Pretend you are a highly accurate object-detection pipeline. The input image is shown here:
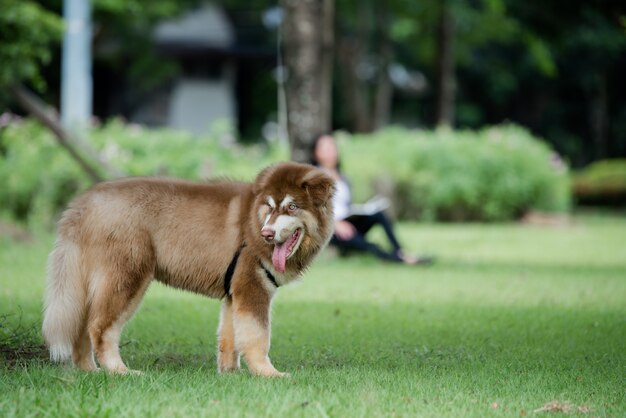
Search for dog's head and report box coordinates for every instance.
[252,162,336,273]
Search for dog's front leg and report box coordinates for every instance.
[217,297,240,373]
[231,278,286,377]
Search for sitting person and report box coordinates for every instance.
[311,134,433,265]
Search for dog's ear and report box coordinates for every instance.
[300,168,336,207]
[253,165,274,196]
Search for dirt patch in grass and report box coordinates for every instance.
[0,342,48,367]
[0,313,47,368]
[534,401,591,414]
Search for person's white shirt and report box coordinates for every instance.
[333,177,351,221]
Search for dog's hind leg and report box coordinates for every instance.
[88,268,152,374]
[72,316,97,371]
[217,297,240,373]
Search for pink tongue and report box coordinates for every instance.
[272,243,289,273]
[271,231,299,273]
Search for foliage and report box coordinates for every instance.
[0,116,84,227]
[0,116,287,227]
[385,0,556,76]
[1,214,626,416]
[335,0,626,165]
[6,0,623,164]
[88,118,286,179]
[573,159,626,205]
[0,0,63,94]
[0,117,569,225]
[339,125,571,221]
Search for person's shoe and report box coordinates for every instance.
[411,255,435,266]
[397,250,435,266]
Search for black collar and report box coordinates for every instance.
[261,265,279,288]
[223,247,242,296]
[223,245,280,297]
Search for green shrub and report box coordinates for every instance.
[339,125,571,221]
[89,119,287,179]
[0,117,569,227]
[0,117,287,227]
[573,159,626,206]
[0,118,86,226]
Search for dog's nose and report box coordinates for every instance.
[261,228,275,241]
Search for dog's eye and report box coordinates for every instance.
[288,203,298,211]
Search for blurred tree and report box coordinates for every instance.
[505,0,626,163]
[333,0,621,166]
[384,0,556,128]
[334,0,537,131]
[5,0,624,165]
[0,0,106,181]
[335,0,393,133]
[12,0,205,113]
[456,0,626,164]
[434,0,455,128]
[0,0,63,98]
[281,0,334,162]
[1,0,125,182]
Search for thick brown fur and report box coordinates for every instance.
[42,162,335,376]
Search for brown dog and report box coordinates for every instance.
[42,162,335,377]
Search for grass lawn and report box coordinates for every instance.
[1,211,625,417]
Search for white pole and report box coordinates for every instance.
[61,0,92,129]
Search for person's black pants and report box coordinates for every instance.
[330,211,403,262]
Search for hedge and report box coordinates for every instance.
[0,117,285,227]
[339,125,570,221]
[0,116,570,226]
[573,159,626,206]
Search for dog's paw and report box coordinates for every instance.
[218,366,241,374]
[107,367,142,376]
[266,371,291,378]
[253,368,291,378]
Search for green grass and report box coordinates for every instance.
[1,212,625,417]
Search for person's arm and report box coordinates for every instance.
[334,219,356,240]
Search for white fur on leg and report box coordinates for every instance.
[234,313,286,377]
[93,278,150,374]
[97,319,127,373]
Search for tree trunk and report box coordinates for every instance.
[336,1,374,133]
[373,42,392,130]
[281,0,334,163]
[435,0,455,128]
[337,36,372,133]
[373,2,393,130]
[336,1,392,133]
[590,73,608,160]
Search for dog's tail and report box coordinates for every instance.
[42,239,86,362]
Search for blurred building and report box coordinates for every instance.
[93,3,274,136]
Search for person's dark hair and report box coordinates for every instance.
[309,133,342,172]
